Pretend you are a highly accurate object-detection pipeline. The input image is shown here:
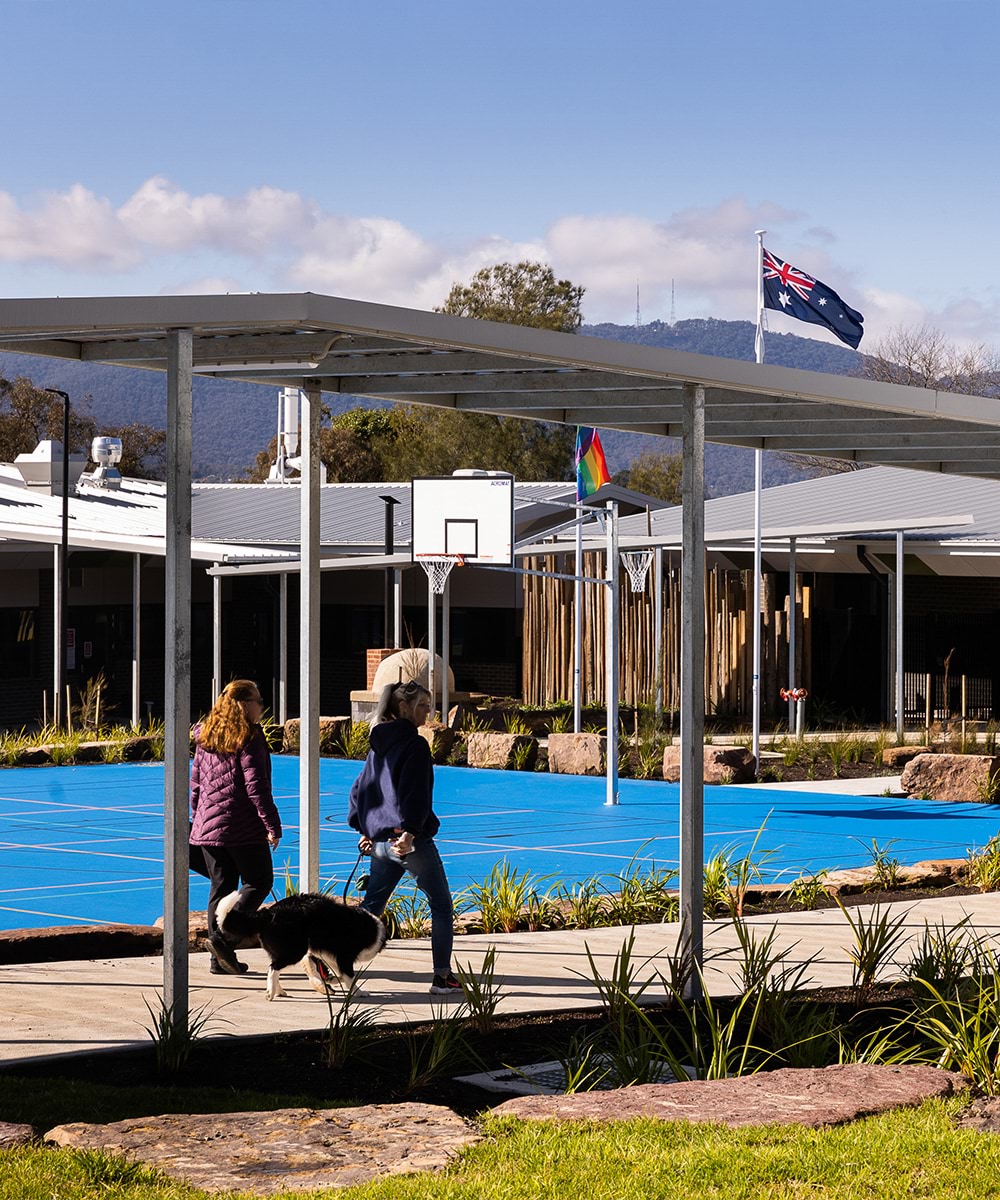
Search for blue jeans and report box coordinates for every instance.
[360,835,453,974]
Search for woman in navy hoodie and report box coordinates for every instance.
[348,679,459,994]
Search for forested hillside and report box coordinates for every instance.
[0,317,861,491]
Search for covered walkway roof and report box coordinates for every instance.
[1,292,1000,475]
[4,289,999,1020]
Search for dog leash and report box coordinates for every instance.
[342,849,368,901]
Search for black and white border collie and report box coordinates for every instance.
[217,892,387,1001]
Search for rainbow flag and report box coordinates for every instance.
[575,426,611,500]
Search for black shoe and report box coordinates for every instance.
[429,972,462,995]
[210,956,248,975]
[209,932,244,975]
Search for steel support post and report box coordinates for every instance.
[680,382,706,999]
[605,500,620,806]
[52,543,63,727]
[163,328,193,1025]
[393,570,402,648]
[299,382,321,893]
[574,514,583,732]
[654,546,664,720]
[427,574,436,710]
[441,574,450,723]
[132,553,141,727]
[278,572,288,725]
[212,572,222,702]
[896,530,905,742]
[788,537,796,734]
[751,448,762,767]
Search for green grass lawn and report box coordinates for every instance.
[4,1099,1000,1200]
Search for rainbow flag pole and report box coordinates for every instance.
[575,426,611,500]
[573,427,612,734]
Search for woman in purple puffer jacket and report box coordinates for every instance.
[190,679,281,975]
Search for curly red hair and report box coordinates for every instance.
[197,679,261,754]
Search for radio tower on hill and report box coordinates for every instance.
[635,281,641,328]
[670,278,676,325]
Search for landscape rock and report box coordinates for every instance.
[662,745,756,784]
[154,911,256,953]
[45,1103,479,1195]
[912,857,969,882]
[547,732,605,776]
[882,745,927,769]
[900,753,1000,802]
[466,732,538,771]
[418,722,457,763]
[282,717,351,756]
[954,1096,1000,1133]
[824,861,957,894]
[493,1064,966,1129]
[0,924,162,965]
[0,1121,37,1148]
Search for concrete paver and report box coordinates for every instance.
[2,892,998,1068]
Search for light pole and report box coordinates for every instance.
[379,495,400,647]
[44,388,71,729]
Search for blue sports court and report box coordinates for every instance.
[1,758,999,931]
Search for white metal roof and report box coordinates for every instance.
[1,292,1000,475]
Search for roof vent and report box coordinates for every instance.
[80,436,123,491]
[13,440,89,495]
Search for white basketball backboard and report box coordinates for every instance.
[411,474,514,566]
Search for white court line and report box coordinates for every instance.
[0,796,162,816]
[0,904,138,925]
[0,842,169,865]
[0,875,162,896]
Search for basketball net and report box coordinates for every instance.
[418,555,463,595]
[621,549,654,593]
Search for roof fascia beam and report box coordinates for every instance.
[0,339,82,359]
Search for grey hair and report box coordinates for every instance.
[373,680,431,725]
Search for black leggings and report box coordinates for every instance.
[200,842,274,937]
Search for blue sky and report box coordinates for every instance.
[2,0,996,345]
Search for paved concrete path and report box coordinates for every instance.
[2,891,998,1068]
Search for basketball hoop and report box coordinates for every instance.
[418,555,463,595]
[621,549,654,593]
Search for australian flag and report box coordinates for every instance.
[761,248,864,349]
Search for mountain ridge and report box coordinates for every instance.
[0,317,861,492]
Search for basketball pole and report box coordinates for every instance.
[605,499,620,806]
[427,569,436,712]
[442,572,450,723]
[574,508,583,733]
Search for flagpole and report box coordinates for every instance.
[752,229,766,774]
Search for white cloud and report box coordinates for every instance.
[0,178,994,350]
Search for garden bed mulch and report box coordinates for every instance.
[0,984,915,1123]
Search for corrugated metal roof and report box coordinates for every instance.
[617,466,998,543]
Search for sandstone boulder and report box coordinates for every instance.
[662,745,756,784]
[466,732,538,771]
[46,1103,479,1195]
[0,924,162,965]
[418,722,457,763]
[547,732,605,776]
[493,1064,965,1129]
[900,752,1000,802]
[0,1122,36,1148]
[882,744,927,769]
[282,716,351,756]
